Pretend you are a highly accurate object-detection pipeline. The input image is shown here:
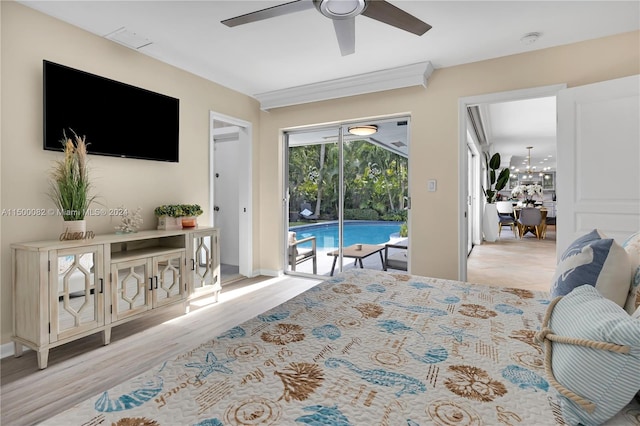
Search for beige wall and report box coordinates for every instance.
[259,30,640,280]
[1,0,638,348]
[0,2,261,345]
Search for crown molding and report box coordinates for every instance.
[254,61,433,110]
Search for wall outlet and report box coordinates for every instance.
[428,179,437,192]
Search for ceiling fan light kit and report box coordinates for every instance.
[221,0,431,56]
[348,125,378,136]
[315,0,367,19]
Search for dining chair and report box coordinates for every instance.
[496,201,516,236]
[516,207,543,239]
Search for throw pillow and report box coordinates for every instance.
[537,285,640,425]
[622,232,640,314]
[550,229,631,307]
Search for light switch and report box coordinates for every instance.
[428,179,437,192]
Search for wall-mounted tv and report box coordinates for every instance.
[43,60,179,162]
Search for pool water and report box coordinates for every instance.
[290,221,402,250]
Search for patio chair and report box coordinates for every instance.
[299,202,319,220]
[383,241,408,271]
[288,231,317,274]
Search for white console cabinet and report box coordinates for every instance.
[11,227,220,369]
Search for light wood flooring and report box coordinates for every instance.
[0,276,321,425]
[467,225,557,293]
[1,232,555,425]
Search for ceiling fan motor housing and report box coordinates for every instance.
[313,0,368,20]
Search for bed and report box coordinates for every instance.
[43,269,640,425]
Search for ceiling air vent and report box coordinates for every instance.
[105,27,152,50]
[397,120,408,126]
[391,141,407,147]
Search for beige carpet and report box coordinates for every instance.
[467,225,556,293]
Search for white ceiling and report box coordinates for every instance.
[482,96,558,171]
[19,1,639,97]
[18,1,639,169]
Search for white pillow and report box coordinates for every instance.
[301,208,313,216]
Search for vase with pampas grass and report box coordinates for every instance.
[48,129,96,237]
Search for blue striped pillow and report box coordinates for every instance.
[551,229,631,307]
[546,285,640,425]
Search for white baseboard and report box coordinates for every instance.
[255,269,282,277]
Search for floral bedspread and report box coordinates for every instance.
[43,269,639,425]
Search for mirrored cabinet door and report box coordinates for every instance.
[111,258,152,321]
[190,230,220,300]
[152,252,185,308]
[50,245,104,342]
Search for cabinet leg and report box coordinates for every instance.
[214,290,220,303]
[13,342,23,357]
[184,301,190,314]
[37,349,49,370]
[103,328,111,345]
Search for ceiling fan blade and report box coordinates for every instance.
[221,0,314,27]
[333,18,355,56]
[362,0,431,36]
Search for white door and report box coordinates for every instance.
[556,75,640,255]
[210,111,253,278]
[214,138,240,267]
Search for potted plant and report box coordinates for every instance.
[482,152,510,242]
[511,184,543,206]
[154,204,203,230]
[180,204,203,228]
[48,129,96,237]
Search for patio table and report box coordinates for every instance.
[327,244,385,276]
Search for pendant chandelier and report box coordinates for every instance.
[524,146,535,178]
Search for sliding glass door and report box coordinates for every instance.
[284,117,410,278]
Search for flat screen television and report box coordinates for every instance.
[43,60,179,162]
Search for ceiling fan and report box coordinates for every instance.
[221,0,431,56]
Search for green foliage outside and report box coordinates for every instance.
[344,208,379,220]
[288,140,408,222]
[399,222,408,237]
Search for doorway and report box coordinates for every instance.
[209,111,253,284]
[284,116,410,277]
[458,84,565,282]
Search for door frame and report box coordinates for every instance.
[283,114,411,277]
[209,110,253,277]
[457,84,566,281]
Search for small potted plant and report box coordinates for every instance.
[154,204,203,230]
[154,205,183,230]
[180,204,203,228]
[48,129,97,237]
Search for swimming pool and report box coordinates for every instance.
[290,220,402,250]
